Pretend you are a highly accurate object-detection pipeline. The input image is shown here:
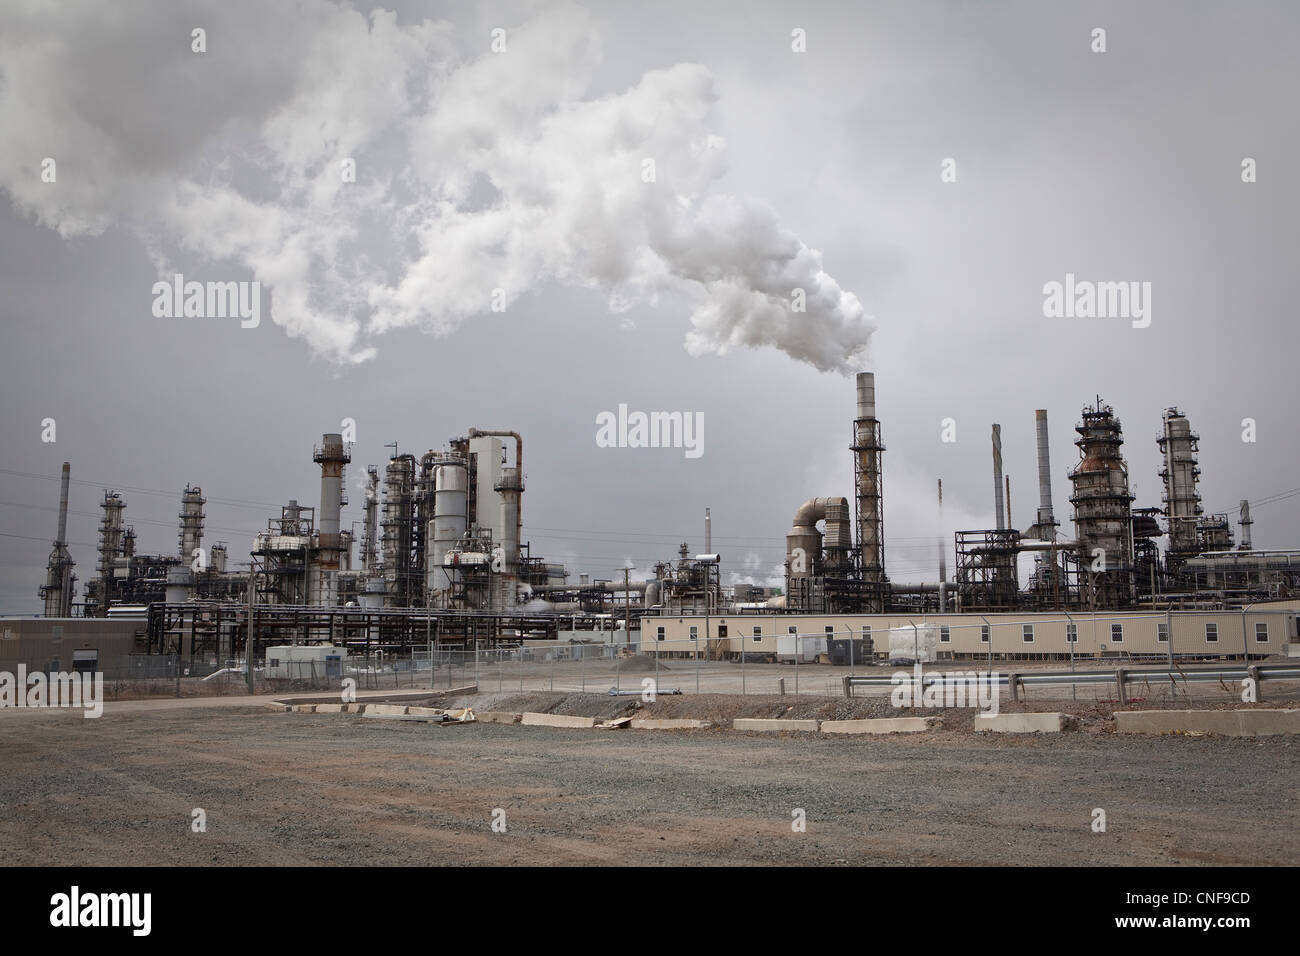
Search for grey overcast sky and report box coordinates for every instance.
[1,0,1296,613]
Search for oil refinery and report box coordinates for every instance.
[14,373,1297,671]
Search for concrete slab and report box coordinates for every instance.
[313,703,344,713]
[406,706,445,718]
[476,711,521,724]
[1115,708,1300,737]
[733,718,820,732]
[629,718,713,730]
[520,712,597,729]
[975,712,1072,733]
[365,704,409,716]
[291,704,317,713]
[820,717,940,734]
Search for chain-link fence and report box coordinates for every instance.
[85,628,1299,704]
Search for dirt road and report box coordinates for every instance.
[1,703,1295,865]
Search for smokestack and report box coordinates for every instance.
[705,507,711,553]
[992,424,1005,530]
[313,433,350,606]
[937,478,946,584]
[40,463,76,617]
[937,477,946,612]
[1034,410,1054,530]
[56,462,70,545]
[1005,475,1011,531]
[852,372,885,610]
[1239,499,1253,551]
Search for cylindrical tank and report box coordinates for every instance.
[496,466,521,572]
[165,566,193,604]
[428,458,468,602]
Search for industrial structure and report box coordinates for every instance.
[23,371,1299,672]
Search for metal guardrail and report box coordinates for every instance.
[843,663,1300,701]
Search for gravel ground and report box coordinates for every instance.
[1,701,1296,866]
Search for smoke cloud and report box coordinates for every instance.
[0,1,872,372]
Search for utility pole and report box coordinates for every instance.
[623,567,631,652]
[246,558,256,696]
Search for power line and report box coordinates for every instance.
[0,468,278,511]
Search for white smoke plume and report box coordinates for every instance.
[0,1,872,372]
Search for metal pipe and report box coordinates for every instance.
[1005,475,1012,532]
[992,424,1004,531]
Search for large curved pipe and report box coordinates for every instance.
[467,429,522,477]
[786,496,851,609]
[789,497,851,547]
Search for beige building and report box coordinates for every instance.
[643,606,1299,660]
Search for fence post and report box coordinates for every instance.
[1115,667,1127,706]
[1007,672,1020,703]
[843,674,852,699]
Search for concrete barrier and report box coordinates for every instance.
[313,703,344,713]
[820,717,940,735]
[1115,708,1300,737]
[291,704,317,713]
[733,718,820,733]
[476,711,521,724]
[406,706,445,718]
[975,712,1073,733]
[629,718,713,730]
[520,712,597,729]
[365,703,409,716]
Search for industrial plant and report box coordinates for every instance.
[19,373,1300,670]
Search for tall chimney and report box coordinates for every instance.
[852,372,885,610]
[40,462,76,617]
[937,478,946,584]
[704,507,711,553]
[992,424,1005,530]
[1034,411,1053,526]
[313,433,350,606]
[1239,499,1253,551]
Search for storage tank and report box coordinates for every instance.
[428,456,468,602]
